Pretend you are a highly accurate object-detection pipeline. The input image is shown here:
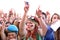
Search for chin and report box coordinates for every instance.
[9,39,16,40]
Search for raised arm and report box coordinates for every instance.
[1,21,6,40]
[19,1,29,39]
[36,7,47,36]
[38,17,47,36]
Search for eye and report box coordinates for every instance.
[53,17,57,19]
[31,25,33,27]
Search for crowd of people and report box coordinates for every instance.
[0,1,60,40]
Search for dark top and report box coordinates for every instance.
[0,36,2,40]
[44,25,55,40]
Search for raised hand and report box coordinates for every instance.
[1,21,5,31]
[0,20,6,40]
[0,10,3,17]
[46,11,50,15]
[19,2,30,39]
[24,1,29,13]
[36,6,42,17]
[9,8,14,17]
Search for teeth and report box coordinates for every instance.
[31,16,34,19]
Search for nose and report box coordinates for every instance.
[9,35,14,39]
[27,24,31,28]
[10,39,16,40]
[27,25,30,28]
[27,23,30,26]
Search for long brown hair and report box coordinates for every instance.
[26,24,38,40]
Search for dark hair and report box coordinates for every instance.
[12,18,19,29]
[4,30,18,37]
[42,12,47,18]
[25,1,29,5]
[51,13,60,22]
[6,22,11,24]
[12,18,18,24]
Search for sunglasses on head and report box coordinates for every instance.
[28,16,35,21]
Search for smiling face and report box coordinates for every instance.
[7,32,17,40]
[26,20,35,31]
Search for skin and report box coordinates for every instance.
[19,2,29,40]
[0,21,6,40]
[6,23,11,27]
[19,5,47,40]
[26,20,35,31]
[51,14,60,40]
[0,21,18,40]
[36,8,47,36]
[25,19,37,40]
[52,15,59,23]
[38,15,47,36]
[7,32,17,40]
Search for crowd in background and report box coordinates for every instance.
[0,1,60,40]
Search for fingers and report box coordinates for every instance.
[24,1,29,13]
[36,6,42,17]
[1,21,6,31]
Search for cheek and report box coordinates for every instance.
[26,26,35,30]
[52,19,57,21]
[31,26,35,29]
[30,24,35,27]
[52,19,58,23]
[26,26,29,30]
[30,25,35,29]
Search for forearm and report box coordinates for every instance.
[1,30,6,40]
[39,18,47,36]
[19,12,26,28]
[38,28,43,36]
[19,12,27,38]
[19,3,29,38]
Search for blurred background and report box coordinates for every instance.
[0,0,60,17]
